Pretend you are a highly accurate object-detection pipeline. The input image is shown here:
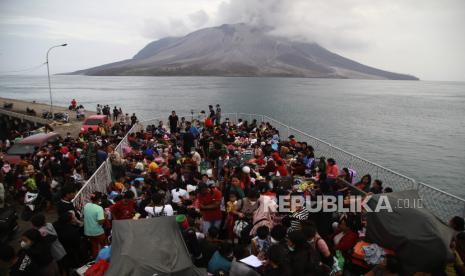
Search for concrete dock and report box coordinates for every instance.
[1,97,96,136]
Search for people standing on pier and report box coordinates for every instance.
[112,106,119,121]
[124,113,130,125]
[198,110,207,127]
[215,104,222,125]
[130,113,137,126]
[169,111,179,134]
[70,99,77,110]
[209,105,215,119]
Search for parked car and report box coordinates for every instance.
[80,115,112,134]
[1,132,61,164]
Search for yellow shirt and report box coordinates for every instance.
[148,161,159,173]
[114,181,124,191]
[226,201,235,213]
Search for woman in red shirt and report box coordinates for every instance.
[276,159,288,176]
[332,216,359,254]
[325,158,339,180]
[110,191,136,220]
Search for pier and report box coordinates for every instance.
[0,97,96,136]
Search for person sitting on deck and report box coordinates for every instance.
[326,158,339,185]
[370,179,384,194]
[355,174,372,192]
[110,190,136,220]
[208,242,233,274]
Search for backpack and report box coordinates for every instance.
[151,205,166,217]
[233,219,249,238]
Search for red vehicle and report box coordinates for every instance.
[2,132,61,164]
[80,115,112,133]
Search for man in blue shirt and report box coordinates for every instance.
[208,243,233,274]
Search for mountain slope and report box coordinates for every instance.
[70,23,418,80]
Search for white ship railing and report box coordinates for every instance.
[73,112,465,222]
[72,122,142,211]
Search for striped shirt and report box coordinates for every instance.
[290,208,310,231]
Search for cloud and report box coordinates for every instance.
[188,10,209,28]
[141,9,210,39]
[141,18,190,39]
[214,0,377,51]
[0,0,464,80]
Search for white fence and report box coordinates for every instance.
[71,123,141,210]
[72,113,465,222]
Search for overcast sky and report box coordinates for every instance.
[1,0,464,81]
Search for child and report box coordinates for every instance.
[226,191,238,241]
[251,225,271,258]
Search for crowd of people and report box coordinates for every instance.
[0,104,464,276]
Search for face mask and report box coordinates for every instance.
[249,200,257,205]
[270,237,279,244]
[20,241,29,249]
[288,245,295,252]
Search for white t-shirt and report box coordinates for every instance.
[171,188,188,203]
[145,204,174,217]
[333,231,344,246]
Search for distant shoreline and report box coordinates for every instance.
[59,73,419,81]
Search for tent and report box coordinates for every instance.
[106,216,206,276]
[366,190,454,274]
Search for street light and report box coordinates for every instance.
[46,43,67,119]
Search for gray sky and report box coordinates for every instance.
[1,0,464,81]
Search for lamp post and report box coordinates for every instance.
[46,43,67,119]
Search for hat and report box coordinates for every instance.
[242,166,251,174]
[206,169,213,178]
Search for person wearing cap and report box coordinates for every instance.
[83,192,106,258]
[198,183,223,234]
